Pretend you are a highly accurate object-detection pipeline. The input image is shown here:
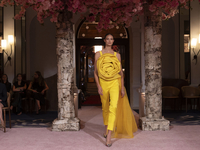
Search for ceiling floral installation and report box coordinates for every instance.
[0,0,196,31]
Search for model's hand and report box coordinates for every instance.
[121,88,125,98]
[16,88,20,91]
[41,90,45,95]
[32,90,37,93]
[0,99,2,101]
[98,86,103,95]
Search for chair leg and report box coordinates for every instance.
[162,98,164,110]
[3,109,6,132]
[195,99,196,110]
[26,99,29,113]
[199,98,200,110]
[174,99,175,111]
[30,99,32,114]
[181,98,183,111]
[163,98,166,110]
[45,99,47,113]
[29,99,32,113]
[9,109,11,128]
[175,98,177,111]
[24,99,27,113]
[186,98,187,113]
[177,98,179,111]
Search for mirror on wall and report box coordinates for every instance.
[180,6,190,84]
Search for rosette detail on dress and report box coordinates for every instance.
[97,53,121,80]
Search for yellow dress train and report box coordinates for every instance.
[112,78,138,138]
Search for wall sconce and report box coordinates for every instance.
[8,35,14,44]
[191,38,199,65]
[1,39,7,50]
[3,35,14,66]
[1,40,6,67]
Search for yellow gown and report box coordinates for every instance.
[97,51,138,138]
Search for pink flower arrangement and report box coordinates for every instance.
[0,0,198,31]
[0,0,64,24]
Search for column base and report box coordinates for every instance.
[140,117,170,131]
[52,117,80,131]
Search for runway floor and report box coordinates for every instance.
[1,106,200,150]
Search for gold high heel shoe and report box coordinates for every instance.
[105,142,112,147]
[105,137,112,147]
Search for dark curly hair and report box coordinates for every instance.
[1,74,9,83]
[33,71,45,86]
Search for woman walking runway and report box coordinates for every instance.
[94,33,138,147]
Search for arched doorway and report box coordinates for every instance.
[76,21,130,107]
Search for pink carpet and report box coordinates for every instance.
[1,106,200,150]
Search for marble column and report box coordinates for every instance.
[140,6,169,131]
[52,10,80,131]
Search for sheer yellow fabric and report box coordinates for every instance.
[97,51,138,139]
[112,78,138,138]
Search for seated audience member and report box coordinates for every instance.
[1,74,11,92]
[0,83,7,130]
[10,73,27,115]
[28,71,49,114]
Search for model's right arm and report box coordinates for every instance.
[28,82,32,91]
[13,84,20,92]
[28,82,37,93]
[94,52,103,95]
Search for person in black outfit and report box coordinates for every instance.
[28,71,49,114]
[10,73,27,115]
[0,83,7,129]
[1,74,11,92]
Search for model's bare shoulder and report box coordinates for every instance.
[96,51,100,55]
[95,51,100,60]
[116,52,121,61]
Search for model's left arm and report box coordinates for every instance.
[41,82,49,95]
[22,83,27,91]
[117,53,125,98]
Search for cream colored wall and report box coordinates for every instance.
[26,9,57,80]
[128,19,141,109]
[162,15,179,79]
[26,8,57,111]
[3,6,14,83]
[190,1,200,86]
